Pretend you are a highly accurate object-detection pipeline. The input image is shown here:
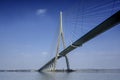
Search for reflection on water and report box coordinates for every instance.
[39,72,72,80]
[0,72,120,80]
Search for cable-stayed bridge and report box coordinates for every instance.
[38,10,120,72]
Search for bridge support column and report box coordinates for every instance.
[64,55,70,71]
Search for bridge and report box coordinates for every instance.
[38,10,120,72]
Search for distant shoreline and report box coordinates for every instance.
[0,69,120,73]
[0,69,37,72]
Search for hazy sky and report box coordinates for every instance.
[0,0,120,70]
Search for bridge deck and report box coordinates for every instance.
[38,10,120,72]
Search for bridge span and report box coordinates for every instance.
[38,10,120,72]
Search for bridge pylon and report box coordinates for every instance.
[51,11,70,71]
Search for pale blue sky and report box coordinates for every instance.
[0,0,120,70]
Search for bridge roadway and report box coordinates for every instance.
[38,10,120,71]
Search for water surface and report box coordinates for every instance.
[0,72,120,80]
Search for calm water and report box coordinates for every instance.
[0,72,120,80]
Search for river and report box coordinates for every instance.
[0,71,120,80]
